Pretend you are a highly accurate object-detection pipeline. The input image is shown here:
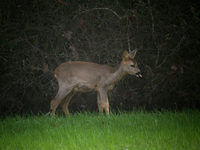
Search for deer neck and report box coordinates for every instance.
[104,62,126,89]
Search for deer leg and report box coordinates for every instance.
[97,92,103,114]
[50,87,72,116]
[104,98,109,115]
[61,91,75,115]
[98,89,109,115]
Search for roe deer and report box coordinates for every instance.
[50,50,142,115]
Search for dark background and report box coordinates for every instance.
[0,0,200,115]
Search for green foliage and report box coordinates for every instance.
[0,111,200,150]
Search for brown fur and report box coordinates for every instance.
[50,50,141,115]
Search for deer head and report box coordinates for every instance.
[122,50,142,78]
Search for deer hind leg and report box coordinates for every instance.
[50,87,72,116]
[61,91,75,115]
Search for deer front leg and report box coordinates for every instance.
[105,100,109,115]
[97,92,103,114]
[97,89,109,115]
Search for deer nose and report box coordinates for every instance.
[136,72,142,78]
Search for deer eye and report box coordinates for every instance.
[131,65,135,67]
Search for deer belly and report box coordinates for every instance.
[74,82,97,92]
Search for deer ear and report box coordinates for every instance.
[122,50,129,60]
[129,49,137,59]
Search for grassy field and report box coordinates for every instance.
[0,111,200,150]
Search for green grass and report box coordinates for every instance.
[0,111,200,150]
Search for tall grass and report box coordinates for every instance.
[0,111,200,150]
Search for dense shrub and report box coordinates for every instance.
[0,0,199,115]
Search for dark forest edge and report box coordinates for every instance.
[0,0,200,115]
